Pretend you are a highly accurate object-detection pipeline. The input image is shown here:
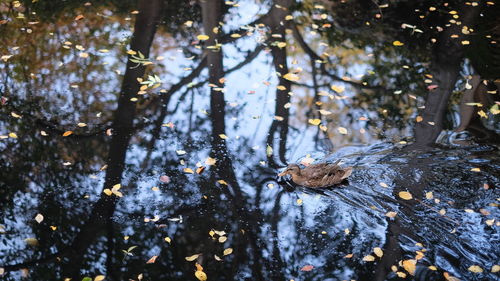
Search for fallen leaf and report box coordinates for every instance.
[283,73,300,81]
[398,191,413,200]
[300,265,314,271]
[146,255,158,264]
[183,168,194,174]
[402,259,416,275]
[195,270,207,281]
[164,237,171,243]
[94,275,105,281]
[185,254,200,261]
[205,157,217,166]
[35,214,44,223]
[308,119,321,126]
[197,34,209,41]
[337,127,348,134]
[62,131,73,137]
[363,255,375,262]
[468,265,483,273]
[374,247,383,258]
[24,238,38,246]
[492,265,500,273]
[385,211,397,218]
[393,40,404,46]
[159,175,170,183]
[223,248,233,256]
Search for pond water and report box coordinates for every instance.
[1,1,499,281]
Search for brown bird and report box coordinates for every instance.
[278,160,353,188]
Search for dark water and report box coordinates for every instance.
[1,1,499,281]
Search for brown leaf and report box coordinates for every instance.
[300,265,314,271]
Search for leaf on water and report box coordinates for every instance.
[385,211,397,218]
[74,15,84,21]
[195,270,207,281]
[337,127,348,134]
[196,166,205,174]
[344,253,353,258]
[425,192,433,199]
[398,191,413,200]
[103,189,113,196]
[82,278,92,281]
[283,73,300,82]
[266,144,273,157]
[183,168,194,174]
[300,265,314,271]
[362,255,375,262]
[164,237,171,243]
[146,255,158,264]
[34,214,44,223]
[197,34,209,41]
[471,168,480,172]
[393,40,404,46]
[62,131,73,137]
[373,247,383,258]
[402,259,416,275]
[492,265,500,273]
[219,134,228,139]
[217,180,228,185]
[416,116,423,122]
[205,157,217,166]
[468,265,483,273]
[24,238,38,246]
[176,150,186,155]
[159,175,170,183]
[214,254,222,261]
[94,275,105,281]
[330,85,344,93]
[308,119,321,126]
[185,254,200,261]
[218,236,227,243]
[379,182,388,188]
[9,132,18,138]
[318,109,332,115]
[223,248,233,256]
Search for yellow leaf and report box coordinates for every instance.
[337,127,348,135]
[217,180,228,185]
[385,211,397,218]
[98,49,109,53]
[218,236,227,243]
[230,33,241,38]
[276,42,287,48]
[416,116,423,122]
[471,167,480,172]
[373,247,383,258]
[223,248,233,256]
[425,192,433,199]
[11,112,22,118]
[197,34,209,41]
[492,265,500,273]
[62,131,73,137]
[308,119,321,126]
[77,122,87,127]
[146,255,158,264]
[330,85,344,93]
[379,182,388,188]
[8,132,18,138]
[297,198,303,205]
[393,40,404,46]
[398,191,413,200]
[94,275,105,281]
[205,157,217,166]
[402,259,416,275]
[219,134,228,139]
[127,50,137,55]
[103,189,112,196]
[363,255,375,261]
[195,270,207,281]
[468,265,483,273]
[318,110,332,115]
[184,168,194,174]
[195,263,204,271]
[164,237,171,243]
[428,266,437,271]
[185,254,200,261]
[283,73,300,82]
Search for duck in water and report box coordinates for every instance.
[278,160,353,188]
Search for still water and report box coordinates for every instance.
[1,0,499,280]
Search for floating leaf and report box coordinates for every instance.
[492,265,500,273]
[185,254,200,261]
[94,275,105,281]
[337,127,348,134]
[308,119,321,126]
[223,248,233,256]
[24,238,38,246]
[402,259,416,275]
[219,134,228,139]
[195,270,207,281]
[297,198,303,205]
[393,40,404,46]
[363,255,375,261]
[379,182,388,188]
[164,237,171,244]
[330,85,344,93]
[318,109,332,115]
[266,144,273,157]
[205,157,217,166]
[218,236,227,243]
[398,191,413,200]
[197,34,209,41]
[34,214,44,223]
[62,131,73,137]
[159,175,170,183]
[146,255,158,264]
[468,265,483,273]
[373,247,383,258]
[183,168,194,174]
[8,132,18,138]
[385,211,397,218]
[425,192,433,199]
[300,265,314,271]
[283,73,300,81]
